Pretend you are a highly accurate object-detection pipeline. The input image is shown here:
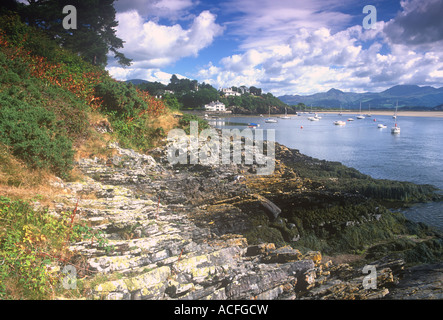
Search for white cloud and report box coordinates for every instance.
[113,10,223,69]
[107,66,186,84]
[114,0,195,20]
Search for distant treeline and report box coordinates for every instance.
[132,76,291,114]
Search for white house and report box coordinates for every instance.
[205,100,226,112]
[221,87,241,97]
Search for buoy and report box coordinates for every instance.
[301,126,303,129]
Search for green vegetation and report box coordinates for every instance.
[134,75,292,114]
[0,91,75,179]
[289,156,440,203]
[8,0,131,67]
[0,196,111,299]
[0,12,179,299]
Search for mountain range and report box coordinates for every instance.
[278,85,443,110]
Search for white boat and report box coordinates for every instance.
[378,124,387,128]
[265,106,278,123]
[391,124,400,134]
[391,103,400,134]
[347,118,354,121]
[334,120,346,126]
[366,104,372,117]
[356,102,365,119]
[280,107,291,119]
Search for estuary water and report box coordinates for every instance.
[212,113,443,231]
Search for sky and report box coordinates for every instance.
[106,0,443,96]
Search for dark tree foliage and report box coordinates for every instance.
[16,0,131,67]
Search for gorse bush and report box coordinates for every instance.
[0,93,74,179]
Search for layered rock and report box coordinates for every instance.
[50,140,442,300]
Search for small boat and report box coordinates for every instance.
[265,106,278,123]
[248,123,260,128]
[391,103,400,134]
[378,124,387,128]
[280,107,291,119]
[334,120,346,126]
[391,123,400,134]
[308,116,320,121]
[366,104,372,117]
[347,118,354,121]
[357,102,365,119]
[393,100,398,119]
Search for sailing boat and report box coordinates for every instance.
[357,102,365,119]
[280,107,291,119]
[339,104,342,116]
[366,104,372,117]
[265,106,278,123]
[391,102,400,134]
[393,101,398,119]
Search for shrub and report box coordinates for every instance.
[0,93,74,179]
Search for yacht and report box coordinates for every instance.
[356,102,365,119]
[366,104,372,117]
[393,100,398,119]
[391,103,400,134]
[334,120,346,126]
[347,118,354,121]
[391,124,400,134]
[378,124,387,129]
[280,107,291,119]
[265,106,278,123]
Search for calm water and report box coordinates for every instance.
[213,113,443,231]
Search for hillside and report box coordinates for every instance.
[279,85,443,110]
[128,78,292,114]
[0,13,188,299]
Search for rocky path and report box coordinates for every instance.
[50,142,441,300]
[51,143,321,300]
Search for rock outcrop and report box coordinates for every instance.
[49,140,442,300]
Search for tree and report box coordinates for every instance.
[17,0,131,67]
[249,86,262,96]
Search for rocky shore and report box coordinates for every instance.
[47,134,442,300]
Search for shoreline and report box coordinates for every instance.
[187,110,443,118]
[316,110,443,118]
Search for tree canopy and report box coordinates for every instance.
[15,0,131,67]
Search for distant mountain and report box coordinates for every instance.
[278,85,443,109]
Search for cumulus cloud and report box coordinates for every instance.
[108,0,443,95]
[198,18,443,96]
[112,9,223,69]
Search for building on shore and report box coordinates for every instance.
[204,100,227,112]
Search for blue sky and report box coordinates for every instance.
[107,0,443,96]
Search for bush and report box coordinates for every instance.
[0,93,74,179]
